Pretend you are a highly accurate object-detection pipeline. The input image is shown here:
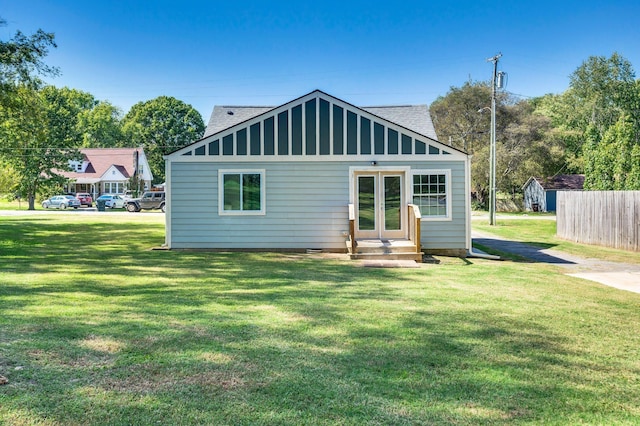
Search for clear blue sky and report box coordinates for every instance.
[3,1,640,122]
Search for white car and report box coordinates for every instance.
[96,194,126,209]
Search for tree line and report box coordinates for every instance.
[0,19,204,209]
[430,53,640,208]
[2,20,639,211]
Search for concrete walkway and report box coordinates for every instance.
[472,230,640,294]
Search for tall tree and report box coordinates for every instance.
[41,86,96,146]
[430,82,492,154]
[584,113,640,190]
[431,81,516,206]
[77,100,124,147]
[0,18,58,103]
[0,87,70,208]
[497,100,564,197]
[568,52,636,137]
[122,96,204,183]
[0,86,96,209]
[0,19,64,209]
[539,54,638,166]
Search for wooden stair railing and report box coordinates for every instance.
[408,204,422,256]
[348,203,356,254]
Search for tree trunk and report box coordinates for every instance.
[28,194,35,210]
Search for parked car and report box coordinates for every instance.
[42,195,81,209]
[126,191,165,212]
[75,192,93,207]
[96,194,126,209]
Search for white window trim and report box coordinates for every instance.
[411,169,452,221]
[218,169,266,216]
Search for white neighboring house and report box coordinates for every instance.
[164,90,473,260]
[59,148,153,199]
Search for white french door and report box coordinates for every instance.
[355,172,405,240]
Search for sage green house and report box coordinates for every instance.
[164,90,472,259]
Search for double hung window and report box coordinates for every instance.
[412,170,451,220]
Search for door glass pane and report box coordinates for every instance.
[384,176,401,231]
[358,176,375,230]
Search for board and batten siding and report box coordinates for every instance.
[523,179,546,211]
[169,160,468,251]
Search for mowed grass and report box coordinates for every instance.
[1,214,639,425]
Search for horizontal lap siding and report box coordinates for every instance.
[170,162,349,249]
[408,161,467,250]
[169,160,468,251]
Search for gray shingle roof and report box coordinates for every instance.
[540,174,585,190]
[362,105,437,140]
[525,174,585,191]
[203,101,438,140]
[204,106,274,137]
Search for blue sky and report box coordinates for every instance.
[3,1,640,122]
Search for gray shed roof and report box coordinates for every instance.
[523,174,585,191]
[203,103,438,140]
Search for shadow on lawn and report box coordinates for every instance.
[0,218,628,424]
[473,237,576,265]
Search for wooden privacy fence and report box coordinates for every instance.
[556,191,640,252]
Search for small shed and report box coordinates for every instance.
[522,174,584,212]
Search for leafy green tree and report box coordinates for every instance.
[77,100,124,147]
[122,96,204,183]
[0,85,97,209]
[431,82,491,154]
[0,158,19,195]
[584,113,640,190]
[429,82,513,204]
[0,86,75,209]
[41,86,96,145]
[568,53,636,136]
[539,53,639,178]
[533,93,585,173]
[0,18,58,102]
[0,19,65,208]
[497,101,564,198]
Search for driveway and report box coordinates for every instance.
[472,229,640,294]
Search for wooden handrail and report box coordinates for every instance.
[348,203,356,254]
[408,204,421,255]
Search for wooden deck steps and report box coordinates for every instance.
[347,239,423,262]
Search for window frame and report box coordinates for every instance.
[411,169,452,221]
[218,169,266,216]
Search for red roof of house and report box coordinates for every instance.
[59,148,142,180]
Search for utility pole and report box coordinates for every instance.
[487,53,502,226]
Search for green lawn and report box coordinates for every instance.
[1,214,639,425]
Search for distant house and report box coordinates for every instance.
[164,90,473,259]
[522,174,585,212]
[58,148,153,198]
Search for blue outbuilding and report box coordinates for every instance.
[522,174,585,212]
